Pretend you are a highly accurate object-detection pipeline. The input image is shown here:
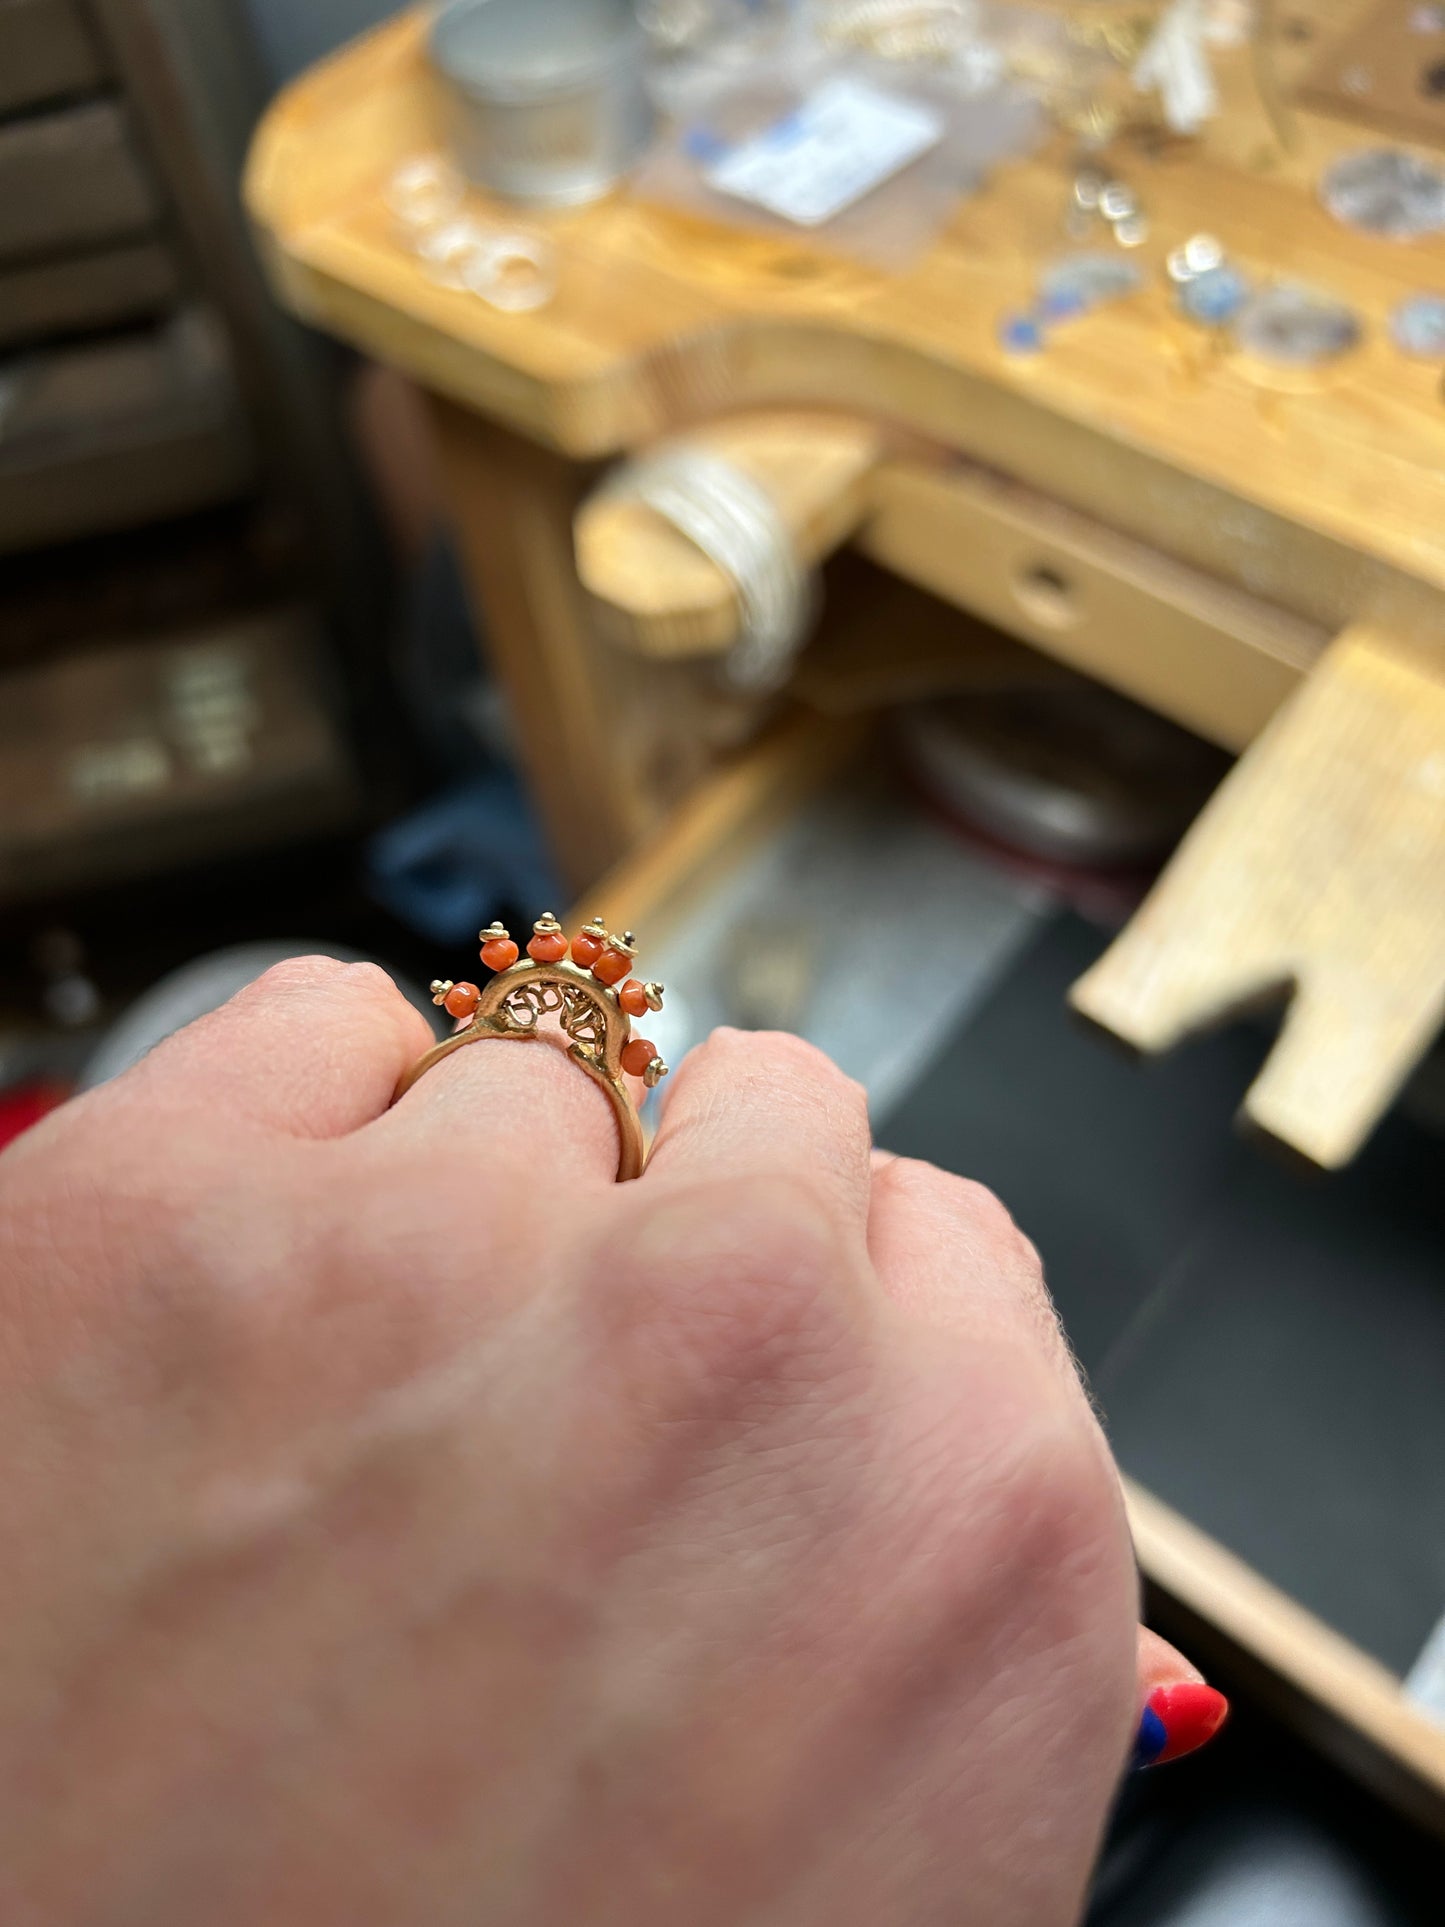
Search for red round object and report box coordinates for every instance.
[621,1037,656,1078]
[528,930,568,963]
[571,929,604,967]
[618,979,649,1017]
[480,938,520,973]
[592,947,632,988]
[444,981,481,1019]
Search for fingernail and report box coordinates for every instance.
[1131,1682,1229,1770]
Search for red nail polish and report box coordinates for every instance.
[1145,1682,1230,1764]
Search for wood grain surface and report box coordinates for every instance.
[247,0,1445,643]
[1072,624,1445,1168]
[1128,1478,1445,1836]
[575,411,884,658]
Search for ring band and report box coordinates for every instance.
[391,914,669,1183]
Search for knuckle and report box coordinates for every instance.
[881,1156,1046,1279]
[950,1172,1027,1249]
[245,954,353,999]
[336,960,409,1009]
[602,1173,866,1399]
[992,1403,1127,1604]
[928,1397,1129,1636]
[230,957,419,1046]
[880,1157,1021,1248]
[691,1028,866,1109]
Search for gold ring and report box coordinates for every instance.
[391,913,669,1183]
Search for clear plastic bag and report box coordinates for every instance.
[635,11,1044,270]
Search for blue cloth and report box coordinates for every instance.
[366,776,562,946]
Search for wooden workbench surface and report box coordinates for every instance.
[247,2,1445,638]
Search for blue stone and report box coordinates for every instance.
[1000,313,1044,354]
[1180,264,1249,326]
[1037,288,1088,323]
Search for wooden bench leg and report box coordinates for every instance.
[428,401,649,893]
[1071,625,1445,1168]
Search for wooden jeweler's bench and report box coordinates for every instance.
[247,0,1445,1835]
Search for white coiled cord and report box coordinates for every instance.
[608,447,814,693]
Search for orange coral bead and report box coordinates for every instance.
[480,938,519,973]
[622,1037,656,1078]
[571,929,604,967]
[444,981,481,1019]
[528,930,568,963]
[618,979,649,1018]
[592,947,632,988]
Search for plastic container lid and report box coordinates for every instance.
[431,0,642,100]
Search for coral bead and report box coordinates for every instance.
[622,1037,656,1078]
[481,938,519,973]
[618,979,649,1018]
[528,930,567,963]
[444,982,481,1019]
[592,947,632,988]
[571,929,605,967]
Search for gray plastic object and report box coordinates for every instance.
[431,0,653,205]
[80,944,439,1091]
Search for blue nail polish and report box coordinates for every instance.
[1130,1704,1168,1771]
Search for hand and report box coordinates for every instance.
[0,956,1175,1925]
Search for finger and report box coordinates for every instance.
[644,1028,874,1229]
[114,956,435,1140]
[375,1024,625,1189]
[1132,1627,1229,1768]
[1136,1626,1204,1695]
[867,1152,1070,1372]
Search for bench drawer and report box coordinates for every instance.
[0,0,106,117]
[582,712,1445,1837]
[0,100,157,265]
[0,239,182,352]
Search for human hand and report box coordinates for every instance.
[0,957,1210,1926]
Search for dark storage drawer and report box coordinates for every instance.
[0,309,256,552]
[0,0,106,116]
[0,610,359,901]
[0,240,182,352]
[0,100,157,265]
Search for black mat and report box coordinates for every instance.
[877,913,1445,1679]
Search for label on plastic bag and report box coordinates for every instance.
[705,78,945,228]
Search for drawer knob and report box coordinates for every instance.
[1013,561,1080,630]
